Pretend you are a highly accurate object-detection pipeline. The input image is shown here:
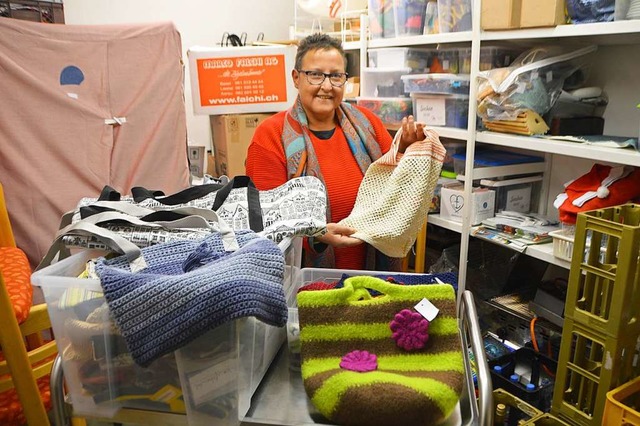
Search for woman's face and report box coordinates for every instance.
[293,48,346,121]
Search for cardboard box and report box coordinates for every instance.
[188,45,297,115]
[481,0,522,30]
[344,76,360,99]
[210,113,273,177]
[188,145,206,177]
[520,0,565,28]
[440,185,496,225]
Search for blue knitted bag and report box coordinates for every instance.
[94,230,287,367]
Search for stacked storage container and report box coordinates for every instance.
[551,204,640,425]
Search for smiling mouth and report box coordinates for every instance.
[317,95,333,100]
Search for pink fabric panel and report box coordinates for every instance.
[0,19,190,268]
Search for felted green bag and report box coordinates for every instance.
[297,276,464,426]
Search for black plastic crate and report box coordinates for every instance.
[489,347,557,413]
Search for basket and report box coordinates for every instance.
[603,376,640,425]
[549,229,574,262]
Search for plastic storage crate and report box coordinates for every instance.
[361,67,411,97]
[603,376,640,425]
[489,347,557,412]
[549,229,575,262]
[357,96,413,127]
[368,0,396,39]
[551,317,640,426]
[564,204,640,338]
[410,92,469,128]
[367,47,432,71]
[401,73,470,95]
[437,0,472,32]
[492,388,543,425]
[480,175,542,214]
[394,0,429,36]
[31,238,302,425]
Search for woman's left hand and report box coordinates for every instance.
[399,115,426,153]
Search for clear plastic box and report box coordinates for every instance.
[480,175,543,213]
[368,47,433,71]
[401,73,470,95]
[430,47,461,73]
[437,0,473,32]
[31,238,302,424]
[451,150,545,176]
[394,0,430,36]
[357,96,413,127]
[362,67,412,97]
[410,92,469,128]
[615,0,640,20]
[368,0,397,39]
[458,46,523,73]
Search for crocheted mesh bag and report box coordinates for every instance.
[339,128,445,258]
[297,276,463,426]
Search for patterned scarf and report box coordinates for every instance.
[282,96,389,269]
[283,96,383,180]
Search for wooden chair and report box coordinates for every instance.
[0,183,57,425]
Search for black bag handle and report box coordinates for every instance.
[98,186,121,201]
[212,176,263,232]
[131,184,225,205]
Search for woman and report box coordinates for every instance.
[246,33,425,270]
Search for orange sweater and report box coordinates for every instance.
[245,106,393,270]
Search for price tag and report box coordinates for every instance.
[416,97,446,126]
[414,298,439,322]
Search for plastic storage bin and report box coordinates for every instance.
[401,73,470,95]
[480,175,543,213]
[458,46,523,73]
[357,96,413,127]
[31,238,302,425]
[368,47,432,71]
[394,0,429,36]
[361,67,411,97]
[411,92,469,128]
[603,376,640,425]
[451,150,545,176]
[549,229,575,262]
[437,0,473,32]
[489,347,557,412]
[368,0,396,39]
[429,47,461,73]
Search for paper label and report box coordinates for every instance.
[505,187,532,212]
[415,97,446,126]
[546,71,553,83]
[414,298,439,322]
[197,54,287,107]
[188,356,237,406]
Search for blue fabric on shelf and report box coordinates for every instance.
[95,230,287,367]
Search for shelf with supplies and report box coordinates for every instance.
[475,131,640,167]
[480,20,640,45]
[368,31,473,48]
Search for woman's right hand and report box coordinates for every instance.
[315,223,363,248]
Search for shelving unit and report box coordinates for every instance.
[350,8,640,297]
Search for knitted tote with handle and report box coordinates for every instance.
[95,229,287,367]
[297,276,463,426]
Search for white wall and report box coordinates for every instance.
[63,0,294,150]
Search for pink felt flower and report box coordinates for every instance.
[340,350,378,372]
[390,309,429,351]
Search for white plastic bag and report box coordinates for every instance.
[477,45,597,121]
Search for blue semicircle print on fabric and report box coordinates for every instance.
[60,65,85,85]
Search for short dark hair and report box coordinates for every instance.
[295,33,347,70]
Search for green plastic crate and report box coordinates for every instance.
[551,318,640,426]
[565,204,640,338]
[493,388,542,424]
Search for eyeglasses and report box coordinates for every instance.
[297,70,349,87]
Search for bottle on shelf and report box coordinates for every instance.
[494,403,507,425]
